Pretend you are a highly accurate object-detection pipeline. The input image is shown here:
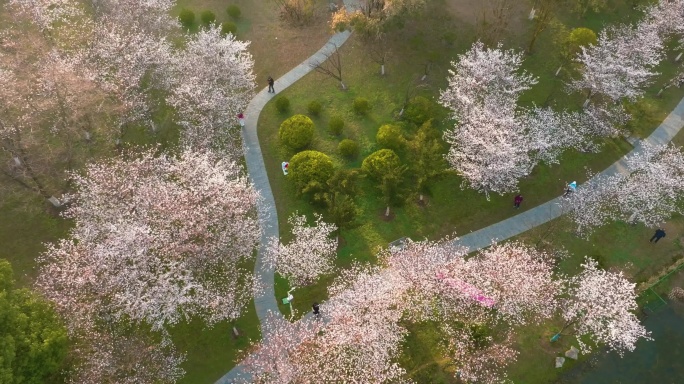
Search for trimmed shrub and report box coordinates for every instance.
[404,96,433,126]
[338,139,359,159]
[353,97,370,115]
[307,101,322,116]
[221,22,237,35]
[328,116,344,136]
[226,4,241,19]
[200,10,216,26]
[362,149,401,180]
[179,9,195,29]
[275,96,290,113]
[279,114,315,150]
[376,124,405,151]
[289,150,335,195]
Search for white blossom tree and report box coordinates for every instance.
[441,324,518,384]
[567,23,664,102]
[558,258,650,354]
[565,143,684,235]
[439,42,538,197]
[36,149,261,331]
[243,266,408,383]
[266,213,337,287]
[168,25,255,157]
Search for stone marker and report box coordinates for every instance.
[555,66,562,77]
[555,356,565,368]
[48,196,61,207]
[13,157,21,166]
[565,346,579,360]
[84,131,91,141]
[232,327,240,338]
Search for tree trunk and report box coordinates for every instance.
[419,194,424,202]
[340,81,347,90]
[399,107,405,117]
[385,206,390,217]
[555,66,562,77]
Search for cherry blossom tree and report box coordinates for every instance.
[565,143,684,235]
[243,266,408,383]
[441,324,518,384]
[567,22,664,102]
[0,19,115,198]
[67,325,185,384]
[168,25,255,157]
[36,149,261,331]
[452,242,561,325]
[439,42,538,197]
[558,258,650,354]
[266,213,337,287]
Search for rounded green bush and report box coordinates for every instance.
[376,124,405,151]
[279,114,315,150]
[200,10,216,26]
[328,116,344,136]
[362,149,401,180]
[275,96,290,113]
[307,101,322,116]
[289,150,335,195]
[221,22,237,35]
[226,4,241,19]
[404,96,433,126]
[353,97,370,115]
[338,139,359,159]
[179,9,195,29]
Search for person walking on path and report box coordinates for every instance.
[514,194,523,209]
[650,229,666,243]
[563,181,577,197]
[267,76,275,93]
[312,302,320,318]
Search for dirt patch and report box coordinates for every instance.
[444,0,529,37]
[177,0,334,82]
[378,209,396,222]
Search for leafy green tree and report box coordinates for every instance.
[565,27,597,59]
[0,260,68,384]
[316,169,362,235]
[376,124,406,152]
[279,114,315,150]
[362,149,405,216]
[408,120,447,202]
[573,0,608,17]
[289,150,335,197]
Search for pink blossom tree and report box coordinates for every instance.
[168,25,256,157]
[565,143,684,235]
[441,324,518,384]
[36,149,261,331]
[439,42,538,197]
[558,258,650,354]
[243,266,408,383]
[266,213,337,287]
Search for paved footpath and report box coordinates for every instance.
[452,96,684,252]
[216,2,358,383]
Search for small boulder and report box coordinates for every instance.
[565,346,579,360]
[555,356,565,368]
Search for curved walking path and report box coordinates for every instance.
[452,96,684,251]
[219,7,684,379]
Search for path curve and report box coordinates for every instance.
[452,97,684,251]
[216,3,359,383]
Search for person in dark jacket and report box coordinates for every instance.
[650,229,666,243]
[267,76,275,93]
[312,302,320,317]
